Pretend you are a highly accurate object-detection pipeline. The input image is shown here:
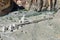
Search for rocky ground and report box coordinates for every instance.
[0,10,60,40]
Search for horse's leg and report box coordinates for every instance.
[29,0,38,11]
[33,0,38,11]
[46,0,53,11]
[53,0,57,10]
[42,0,49,10]
[25,0,33,10]
[37,0,43,12]
[46,0,50,10]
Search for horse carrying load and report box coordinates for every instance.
[0,0,57,16]
[13,0,57,11]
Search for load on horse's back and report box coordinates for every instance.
[0,0,57,16]
[0,0,13,16]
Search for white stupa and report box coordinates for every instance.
[9,25,12,31]
[2,26,7,32]
[9,24,16,32]
[19,14,26,23]
[2,26,5,32]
